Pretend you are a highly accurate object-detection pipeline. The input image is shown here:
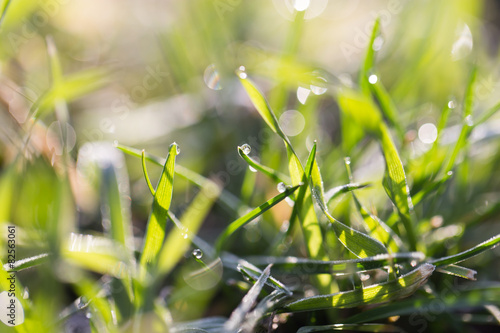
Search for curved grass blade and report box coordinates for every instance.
[281,264,435,312]
[241,290,289,333]
[223,265,272,333]
[245,252,425,275]
[116,143,245,214]
[436,264,476,280]
[430,234,500,266]
[139,143,178,269]
[325,183,370,205]
[237,145,290,184]
[215,184,301,252]
[236,263,292,296]
[142,149,156,196]
[307,143,387,258]
[337,89,417,251]
[157,180,221,276]
[297,323,404,333]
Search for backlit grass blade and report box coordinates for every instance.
[359,18,380,96]
[474,100,500,127]
[369,79,404,138]
[0,0,12,27]
[3,253,49,272]
[237,145,290,184]
[241,290,289,333]
[337,89,417,251]
[245,252,425,275]
[430,234,500,266]
[236,262,292,296]
[436,264,477,280]
[325,183,369,205]
[223,265,272,333]
[307,142,388,258]
[281,264,435,312]
[157,180,221,276]
[139,143,178,268]
[142,149,156,196]
[215,184,301,252]
[297,323,403,333]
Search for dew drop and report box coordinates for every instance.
[204,64,222,90]
[447,171,453,176]
[236,66,248,79]
[183,233,189,239]
[448,100,456,109]
[192,249,203,260]
[277,182,287,193]
[297,86,311,105]
[176,145,181,154]
[465,115,474,126]
[372,36,384,51]
[23,287,29,299]
[293,0,310,12]
[344,157,351,165]
[249,165,257,172]
[368,74,378,84]
[240,143,251,155]
[410,260,417,267]
[86,311,92,319]
[310,77,327,95]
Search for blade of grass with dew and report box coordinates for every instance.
[345,285,500,324]
[307,143,388,258]
[297,323,404,333]
[245,252,425,275]
[215,184,301,252]
[337,89,417,251]
[237,145,290,184]
[139,143,178,269]
[241,290,289,333]
[157,180,221,276]
[281,264,435,312]
[116,143,245,214]
[359,18,381,96]
[238,76,332,290]
[223,264,272,333]
[344,158,402,252]
[171,316,227,332]
[430,233,500,266]
[324,183,370,205]
[3,253,50,272]
[436,264,477,280]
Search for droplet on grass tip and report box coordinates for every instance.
[465,115,474,127]
[310,77,327,95]
[236,66,247,79]
[344,157,351,165]
[277,182,287,193]
[204,64,222,90]
[448,100,456,109]
[368,74,378,84]
[192,249,203,260]
[249,165,257,172]
[240,143,251,155]
[372,36,384,51]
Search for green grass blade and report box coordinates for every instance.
[224,265,272,332]
[337,88,417,250]
[141,149,156,196]
[242,290,289,333]
[369,79,404,138]
[325,183,370,205]
[297,323,403,332]
[474,100,500,127]
[245,252,425,275]
[3,253,49,272]
[0,0,12,27]
[430,234,500,266]
[281,264,434,312]
[359,18,381,95]
[215,184,301,252]
[307,143,388,258]
[139,143,178,269]
[436,264,477,280]
[157,180,221,276]
[237,145,290,184]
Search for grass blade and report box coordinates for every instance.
[325,183,370,205]
[436,264,477,280]
[3,253,50,272]
[359,18,381,96]
[139,143,178,269]
[223,265,272,333]
[430,234,500,266]
[215,184,301,252]
[237,145,290,183]
[241,290,289,333]
[281,264,434,312]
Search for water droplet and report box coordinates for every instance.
[183,233,189,239]
[279,110,306,137]
[418,123,438,144]
[249,165,257,173]
[192,249,203,260]
[372,36,384,51]
[204,64,222,90]
[448,100,456,109]
[293,0,310,12]
[285,197,295,207]
[77,297,87,309]
[175,145,181,154]
[310,77,327,95]
[368,74,378,84]
[465,115,474,126]
[23,287,29,299]
[344,157,351,165]
[240,143,251,155]
[86,311,92,319]
[297,86,311,104]
[236,66,248,79]
[277,182,287,193]
[447,171,453,176]
[410,260,417,267]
